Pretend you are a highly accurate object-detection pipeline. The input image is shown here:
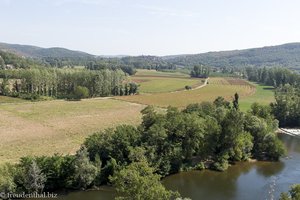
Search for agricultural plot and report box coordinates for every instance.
[117,77,259,108]
[131,76,202,93]
[0,96,27,104]
[130,69,203,93]
[135,69,189,78]
[239,83,274,111]
[0,98,144,163]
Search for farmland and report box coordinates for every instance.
[129,69,203,93]
[0,70,275,163]
[117,77,263,108]
[0,98,144,163]
[135,69,189,78]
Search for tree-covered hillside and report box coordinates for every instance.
[164,43,300,69]
[2,42,300,70]
[0,42,93,58]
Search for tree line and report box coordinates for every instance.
[0,97,285,199]
[190,65,210,78]
[0,68,138,100]
[245,67,300,87]
[243,67,300,127]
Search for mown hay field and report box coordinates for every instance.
[131,76,202,93]
[135,69,189,78]
[117,77,260,108]
[0,98,144,163]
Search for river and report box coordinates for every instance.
[41,133,300,200]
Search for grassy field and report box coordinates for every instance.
[0,70,275,164]
[135,69,189,78]
[131,69,203,93]
[0,96,27,104]
[117,77,258,108]
[239,83,274,111]
[0,98,144,163]
[131,76,202,93]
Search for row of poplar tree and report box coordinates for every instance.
[0,68,138,99]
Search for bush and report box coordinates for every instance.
[185,85,192,90]
[194,162,205,170]
[19,93,41,101]
[68,86,89,100]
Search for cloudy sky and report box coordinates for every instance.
[1,0,300,55]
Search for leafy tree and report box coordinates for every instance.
[280,184,300,200]
[128,82,138,95]
[0,56,5,69]
[0,163,17,194]
[72,86,89,100]
[73,147,98,189]
[34,154,75,190]
[111,161,180,200]
[191,65,210,78]
[271,84,300,127]
[213,96,230,108]
[232,92,239,110]
[23,160,46,193]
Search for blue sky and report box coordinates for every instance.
[1,0,300,56]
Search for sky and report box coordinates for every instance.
[1,0,300,56]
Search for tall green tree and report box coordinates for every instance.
[111,161,180,200]
[23,160,46,193]
[73,147,98,189]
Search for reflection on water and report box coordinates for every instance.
[163,133,300,200]
[34,133,300,200]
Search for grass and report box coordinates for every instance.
[0,98,144,163]
[117,77,257,108]
[131,69,203,93]
[131,76,201,93]
[135,69,189,78]
[239,83,275,111]
[0,96,27,104]
[0,70,275,164]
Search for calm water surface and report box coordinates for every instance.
[41,133,300,200]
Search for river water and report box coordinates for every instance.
[43,133,300,200]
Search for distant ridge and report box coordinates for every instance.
[163,43,300,69]
[0,42,94,58]
[1,42,300,69]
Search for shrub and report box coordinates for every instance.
[68,86,89,100]
[185,85,192,90]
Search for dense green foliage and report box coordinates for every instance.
[245,67,300,87]
[271,85,300,127]
[242,66,300,128]
[280,184,300,200]
[4,42,300,73]
[111,160,180,200]
[0,97,285,199]
[0,68,138,99]
[0,51,42,69]
[164,43,300,69]
[190,65,210,78]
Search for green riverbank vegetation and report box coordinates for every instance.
[0,96,285,199]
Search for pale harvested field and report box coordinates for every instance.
[0,98,144,163]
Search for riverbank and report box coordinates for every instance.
[279,128,300,137]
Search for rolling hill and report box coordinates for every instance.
[0,42,94,58]
[163,43,300,69]
[1,42,300,69]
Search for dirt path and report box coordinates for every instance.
[192,78,209,90]
[170,78,209,93]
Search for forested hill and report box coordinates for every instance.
[2,42,300,69]
[0,42,94,58]
[163,43,300,69]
